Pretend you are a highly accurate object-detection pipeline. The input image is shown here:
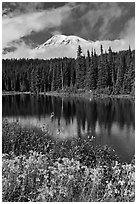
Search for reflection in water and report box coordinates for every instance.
[2,95,135,162]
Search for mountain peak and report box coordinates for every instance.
[33,34,128,60]
[37,35,91,49]
[34,34,94,58]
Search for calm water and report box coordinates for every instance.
[2,94,135,163]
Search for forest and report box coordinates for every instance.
[2,45,135,95]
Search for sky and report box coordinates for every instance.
[2,2,135,58]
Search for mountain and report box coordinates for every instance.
[3,34,129,59]
[33,34,93,59]
[36,35,92,48]
[33,34,126,59]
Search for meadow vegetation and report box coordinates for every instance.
[2,119,135,202]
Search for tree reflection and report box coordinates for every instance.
[3,95,135,134]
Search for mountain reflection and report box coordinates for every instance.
[2,95,135,162]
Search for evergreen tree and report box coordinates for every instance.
[70,60,76,87]
[85,50,91,71]
[123,57,135,93]
[41,67,47,92]
[35,67,41,94]
[77,45,82,57]
[115,53,126,94]
[76,46,86,89]
[30,69,36,93]
[2,47,135,95]
[108,47,114,88]
[85,50,97,90]
[56,62,62,90]
[93,49,98,89]
[97,45,108,90]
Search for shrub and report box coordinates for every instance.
[2,119,52,156]
[2,152,135,202]
[101,162,135,202]
[2,119,135,202]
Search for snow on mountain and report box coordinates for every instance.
[36,34,91,49]
[33,34,93,59]
[32,35,127,59]
[3,34,129,59]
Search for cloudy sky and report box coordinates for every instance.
[2,2,135,58]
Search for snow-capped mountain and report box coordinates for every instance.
[33,35,126,59]
[33,34,94,59]
[3,34,129,59]
[36,34,91,49]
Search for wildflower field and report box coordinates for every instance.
[2,119,135,202]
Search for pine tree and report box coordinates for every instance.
[85,50,91,71]
[60,62,64,90]
[77,45,82,58]
[85,50,91,90]
[115,53,126,94]
[51,63,55,91]
[2,48,135,95]
[70,60,76,87]
[15,74,20,91]
[30,69,35,93]
[56,62,62,90]
[108,47,113,88]
[123,56,135,94]
[93,49,98,89]
[76,46,86,89]
[41,67,47,93]
[85,50,97,90]
[97,45,108,90]
[35,66,41,94]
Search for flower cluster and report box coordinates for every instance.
[2,119,135,202]
[3,151,135,202]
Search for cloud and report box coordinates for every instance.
[81,2,122,39]
[2,2,67,17]
[91,39,129,53]
[2,2,43,16]
[120,17,135,49]
[2,2,135,59]
[3,37,131,60]
[2,4,73,48]
[59,2,134,43]
[2,41,34,59]
[51,30,62,36]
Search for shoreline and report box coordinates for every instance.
[2,91,31,95]
[41,91,135,100]
[2,91,135,100]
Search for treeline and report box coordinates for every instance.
[2,45,135,95]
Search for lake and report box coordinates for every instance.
[2,94,135,163]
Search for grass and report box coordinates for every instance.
[2,119,135,202]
